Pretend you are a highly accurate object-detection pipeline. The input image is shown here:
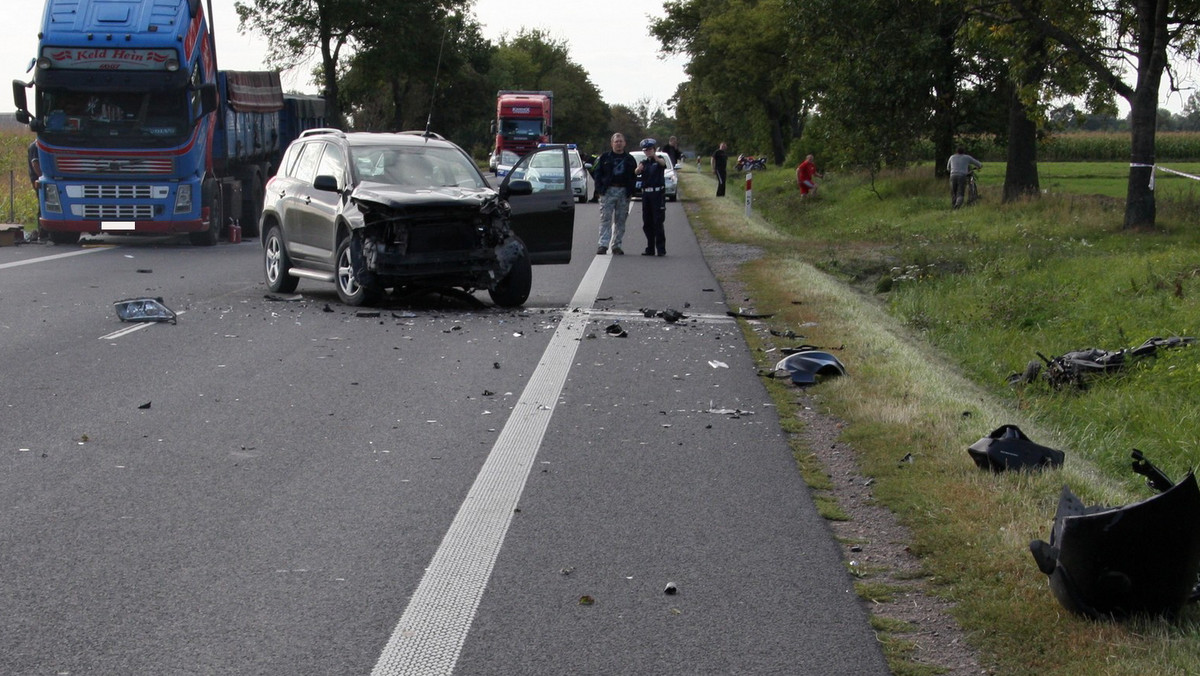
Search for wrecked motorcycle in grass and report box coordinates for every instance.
[1008,336,1195,389]
[1030,450,1200,620]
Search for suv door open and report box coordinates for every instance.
[502,145,574,264]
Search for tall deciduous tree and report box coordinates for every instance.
[654,0,806,165]
[235,0,362,129]
[1006,0,1200,227]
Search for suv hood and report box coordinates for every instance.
[350,182,497,211]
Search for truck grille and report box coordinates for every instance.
[80,185,157,200]
[56,156,174,175]
[75,204,156,220]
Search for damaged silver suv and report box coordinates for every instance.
[260,129,574,306]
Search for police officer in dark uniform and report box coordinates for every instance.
[636,138,669,256]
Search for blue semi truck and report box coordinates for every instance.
[11,0,324,245]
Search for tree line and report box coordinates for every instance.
[237,0,1200,229]
[234,0,677,162]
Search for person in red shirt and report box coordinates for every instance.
[796,154,820,197]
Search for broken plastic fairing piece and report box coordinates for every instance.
[1029,455,1200,620]
[773,350,846,385]
[967,424,1065,472]
[114,297,177,324]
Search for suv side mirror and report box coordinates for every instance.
[313,174,339,192]
[500,179,533,199]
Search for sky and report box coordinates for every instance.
[1,0,689,112]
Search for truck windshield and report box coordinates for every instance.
[500,119,544,139]
[39,89,191,147]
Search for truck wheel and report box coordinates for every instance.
[48,231,80,245]
[335,236,381,306]
[488,245,532,307]
[263,224,299,293]
[190,184,221,246]
[241,169,264,238]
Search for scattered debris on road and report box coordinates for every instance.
[114,297,176,324]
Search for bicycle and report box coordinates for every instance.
[965,169,980,205]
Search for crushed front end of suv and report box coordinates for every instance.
[260,130,574,307]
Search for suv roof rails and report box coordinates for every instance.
[397,130,446,141]
[299,128,345,138]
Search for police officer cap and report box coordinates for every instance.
[640,138,657,149]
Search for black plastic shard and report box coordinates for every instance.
[114,297,177,324]
[773,350,846,385]
[1029,454,1200,620]
[967,424,1065,472]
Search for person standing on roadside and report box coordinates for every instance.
[636,138,669,256]
[712,142,728,196]
[947,146,982,209]
[593,133,639,255]
[661,136,682,167]
[796,154,820,197]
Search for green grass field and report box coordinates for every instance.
[680,157,1200,676]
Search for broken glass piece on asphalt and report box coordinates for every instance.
[1029,451,1200,620]
[114,297,176,324]
[773,350,846,385]
[967,424,1065,472]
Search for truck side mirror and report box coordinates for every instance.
[12,79,29,117]
[198,83,218,116]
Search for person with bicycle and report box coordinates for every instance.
[947,146,982,209]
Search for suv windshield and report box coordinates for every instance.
[350,144,487,189]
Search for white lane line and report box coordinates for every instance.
[0,246,111,270]
[371,254,612,676]
[98,311,187,340]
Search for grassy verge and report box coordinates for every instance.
[678,162,1200,675]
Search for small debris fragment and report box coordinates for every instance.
[138,402,151,410]
[708,360,728,369]
[664,582,678,595]
[605,323,628,337]
[355,311,381,318]
[114,297,177,324]
[579,595,595,606]
[264,293,303,302]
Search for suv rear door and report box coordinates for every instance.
[502,145,574,264]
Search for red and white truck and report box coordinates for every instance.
[491,90,553,176]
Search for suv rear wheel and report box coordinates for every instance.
[336,236,382,306]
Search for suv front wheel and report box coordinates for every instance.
[264,224,299,293]
[488,242,532,307]
[336,236,382,306]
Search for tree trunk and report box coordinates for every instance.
[1122,0,1167,229]
[1124,96,1157,228]
[317,5,342,130]
[1003,85,1040,202]
[1003,29,1045,203]
[930,10,960,179]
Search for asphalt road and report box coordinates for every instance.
[0,200,888,675]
